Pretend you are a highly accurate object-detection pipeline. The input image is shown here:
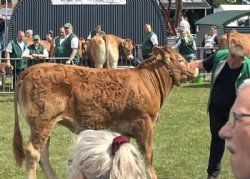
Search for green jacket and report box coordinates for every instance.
[91,30,105,38]
[9,39,27,70]
[208,49,250,108]
[64,33,80,64]
[54,36,67,63]
[27,44,46,67]
[178,36,195,56]
[142,31,155,57]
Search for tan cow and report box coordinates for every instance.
[88,34,134,68]
[219,31,250,56]
[13,46,198,179]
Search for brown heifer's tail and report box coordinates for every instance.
[12,83,25,166]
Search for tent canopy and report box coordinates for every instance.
[195,10,250,26]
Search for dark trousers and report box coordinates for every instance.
[207,104,230,176]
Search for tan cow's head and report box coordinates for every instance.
[120,39,134,60]
[153,45,198,85]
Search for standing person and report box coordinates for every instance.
[141,23,158,59]
[172,29,196,62]
[0,14,5,52]
[22,35,49,67]
[63,23,80,65]
[190,44,250,179]
[87,24,105,40]
[46,30,54,43]
[24,29,33,39]
[68,130,146,179]
[219,79,250,179]
[50,27,67,63]
[179,15,190,32]
[202,26,219,58]
[5,31,27,86]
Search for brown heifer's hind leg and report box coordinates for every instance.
[39,137,57,179]
[25,124,53,179]
[132,118,157,179]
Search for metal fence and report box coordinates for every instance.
[0,49,143,94]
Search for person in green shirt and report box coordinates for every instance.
[190,44,250,179]
[64,23,80,65]
[87,24,105,40]
[172,29,196,62]
[50,27,67,64]
[5,30,27,87]
[22,34,49,67]
[141,24,158,59]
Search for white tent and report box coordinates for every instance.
[215,4,250,12]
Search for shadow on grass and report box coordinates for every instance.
[182,83,210,89]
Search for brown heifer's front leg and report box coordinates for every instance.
[39,137,57,179]
[132,118,158,179]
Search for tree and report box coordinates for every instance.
[159,0,183,36]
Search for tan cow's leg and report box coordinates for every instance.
[39,137,57,179]
[132,118,157,179]
[25,141,41,179]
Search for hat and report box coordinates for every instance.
[48,30,53,35]
[33,35,40,40]
[64,23,73,28]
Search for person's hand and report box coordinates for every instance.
[6,62,13,70]
[32,54,39,59]
[66,58,72,65]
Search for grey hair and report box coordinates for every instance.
[68,130,146,179]
[238,79,250,95]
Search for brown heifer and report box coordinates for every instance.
[219,31,250,56]
[13,46,198,179]
[89,34,134,68]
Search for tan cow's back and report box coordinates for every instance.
[88,34,133,69]
[219,31,250,56]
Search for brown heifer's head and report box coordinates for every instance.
[153,45,198,85]
[120,39,134,60]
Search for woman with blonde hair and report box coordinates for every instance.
[172,29,196,62]
[68,130,146,179]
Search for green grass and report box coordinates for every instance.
[0,84,234,179]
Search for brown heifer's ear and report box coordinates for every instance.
[153,47,169,61]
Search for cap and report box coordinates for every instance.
[64,23,73,28]
[48,30,53,35]
[33,35,40,40]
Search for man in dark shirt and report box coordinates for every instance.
[190,44,250,179]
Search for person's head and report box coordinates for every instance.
[210,26,217,36]
[46,30,54,42]
[227,44,245,69]
[17,31,25,42]
[95,25,102,32]
[32,34,41,47]
[64,23,73,35]
[0,14,3,19]
[59,27,66,38]
[68,130,146,179]
[219,79,250,179]
[25,29,33,38]
[144,24,152,34]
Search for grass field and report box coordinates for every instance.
[0,83,234,179]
